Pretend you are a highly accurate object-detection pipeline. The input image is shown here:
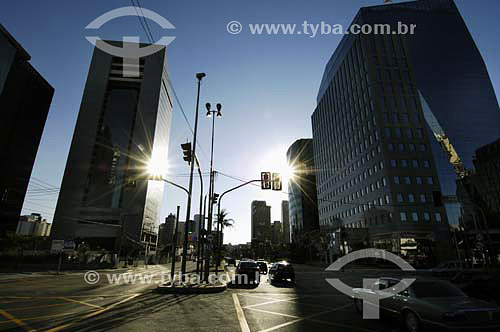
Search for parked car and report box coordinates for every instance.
[352,277,500,332]
[225,257,236,266]
[235,260,260,284]
[268,261,295,283]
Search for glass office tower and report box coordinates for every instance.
[312,0,500,261]
[52,41,172,254]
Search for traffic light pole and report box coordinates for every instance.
[170,205,181,281]
[181,73,205,275]
[204,116,217,282]
[215,179,261,271]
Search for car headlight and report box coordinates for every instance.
[443,312,467,322]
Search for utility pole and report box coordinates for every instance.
[181,73,205,275]
[170,206,181,281]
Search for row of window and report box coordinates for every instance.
[383,127,425,140]
[343,211,443,229]
[382,112,422,126]
[390,159,431,168]
[387,142,427,153]
[393,176,434,185]
[400,211,442,223]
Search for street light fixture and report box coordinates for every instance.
[204,101,223,281]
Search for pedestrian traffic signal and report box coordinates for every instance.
[272,173,282,191]
[181,142,192,164]
[213,193,219,204]
[261,172,271,190]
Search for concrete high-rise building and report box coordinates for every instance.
[158,213,176,249]
[281,200,291,244]
[0,25,54,236]
[251,201,271,243]
[311,0,500,259]
[271,220,282,245]
[51,40,172,253]
[287,139,319,241]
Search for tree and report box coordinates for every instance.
[217,209,234,229]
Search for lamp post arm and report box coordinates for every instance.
[162,179,189,196]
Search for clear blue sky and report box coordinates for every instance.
[2,0,500,244]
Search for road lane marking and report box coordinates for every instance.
[0,311,78,324]
[242,296,302,309]
[58,297,104,309]
[46,293,141,332]
[232,294,250,332]
[0,309,35,331]
[245,307,300,318]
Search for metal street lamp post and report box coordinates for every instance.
[204,102,222,281]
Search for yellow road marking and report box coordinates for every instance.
[0,311,78,325]
[0,309,35,331]
[232,294,250,332]
[46,293,141,332]
[58,297,104,309]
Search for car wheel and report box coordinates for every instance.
[404,311,420,332]
[354,298,363,314]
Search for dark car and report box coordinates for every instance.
[225,257,236,266]
[256,261,268,274]
[236,260,260,284]
[268,261,295,283]
[353,277,500,332]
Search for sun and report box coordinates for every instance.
[255,145,296,185]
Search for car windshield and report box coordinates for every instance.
[240,262,258,268]
[412,281,465,298]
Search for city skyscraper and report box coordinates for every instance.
[0,25,54,236]
[251,200,271,243]
[51,40,172,253]
[281,200,291,244]
[311,0,500,260]
[286,139,319,241]
[271,220,282,245]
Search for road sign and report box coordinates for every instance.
[51,240,64,253]
[261,172,271,190]
[63,240,76,252]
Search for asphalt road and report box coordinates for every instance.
[0,264,426,332]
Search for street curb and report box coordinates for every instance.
[155,283,227,294]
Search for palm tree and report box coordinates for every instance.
[217,209,234,229]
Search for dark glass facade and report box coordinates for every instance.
[52,41,172,253]
[0,25,54,236]
[286,139,319,241]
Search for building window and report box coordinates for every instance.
[427,176,434,185]
[385,195,391,204]
[415,128,424,139]
[393,176,400,184]
[435,212,442,222]
[409,143,416,152]
[416,176,423,185]
[411,212,418,222]
[398,143,405,152]
[423,212,431,222]
[401,159,408,168]
[384,127,391,138]
[397,193,404,202]
[403,176,411,184]
[391,160,398,168]
[420,194,427,203]
[423,160,430,168]
[400,212,407,222]
[412,160,419,168]
[388,143,395,151]
[408,194,415,202]
[419,144,426,152]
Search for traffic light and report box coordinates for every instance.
[181,142,192,164]
[213,193,219,204]
[261,172,271,190]
[272,173,282,191]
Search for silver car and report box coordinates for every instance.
[352,277,500,332]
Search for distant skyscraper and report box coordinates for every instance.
[16,213,51,237]
[251,200,271,243]
[0,25,54,236]
[271,220,282,245]
[281,200,291,244]
[51,40,172,252]
[311,0,500,259]
[158,213,176,249]
[287,139,319,240]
